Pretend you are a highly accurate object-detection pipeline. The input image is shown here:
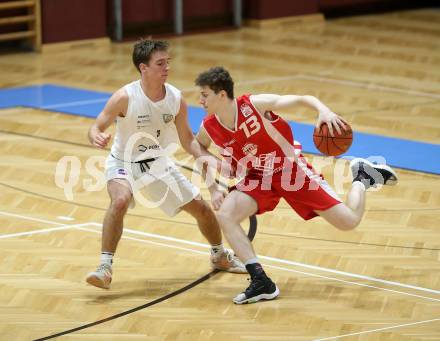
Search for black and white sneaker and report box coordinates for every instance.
[233,276,280,304]
[350,158,398,189]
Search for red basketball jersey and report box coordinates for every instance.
[202,94,302,177]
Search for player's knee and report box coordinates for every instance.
[111,195,131,212]
[335,216,359,231]
[216,209,239,225]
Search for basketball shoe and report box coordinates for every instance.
[233,275,280,304]
[211,249,247,273]
[350,158,398,189]
[86,263,112,289]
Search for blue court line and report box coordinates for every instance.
[1,84,439,175]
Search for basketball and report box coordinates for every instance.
[313,123,353,156]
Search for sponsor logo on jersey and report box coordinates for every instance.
[138,144,160,152]
[254,153,276,172]
[163,114,174,123]
[240,103,253,117]
[242,143,258,156]
[117,168,127,175]
[137,113,151,129]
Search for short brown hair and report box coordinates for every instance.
[132,39,169,72]
[195,66,234,99]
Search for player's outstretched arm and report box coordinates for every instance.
[175,100,225,208]
[88,88,128,149]
[251,94,348,136]
[175,98,214,159]
[196,127,227,210]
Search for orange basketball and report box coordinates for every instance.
[313,123,353,156]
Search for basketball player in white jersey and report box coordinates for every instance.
[86,40,246,289]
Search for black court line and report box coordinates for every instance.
[0,181,197,227]
[1,128,439,253]
[1,131,439,252]
[0,127,258,339]
[260,231,440,251]
[4,179,437,251]
[32,216,257,340]
[33,271,219,340]
[2,127,440,204]
[34,272,217,340]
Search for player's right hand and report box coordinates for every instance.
[92,132,111,149]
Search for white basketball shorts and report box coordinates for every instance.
[105,154,200,217]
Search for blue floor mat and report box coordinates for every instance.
[1,84,439,175]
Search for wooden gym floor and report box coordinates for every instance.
[0,8,439,340]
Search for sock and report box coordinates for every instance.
[244,258,259,266]
[211,243,226,256]
[352,180,366,191]
[101,252,113,266]
[245,262,267,279]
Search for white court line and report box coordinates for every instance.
[264,264,440,302]
[0,223,92,240]
[80,225,439,302]
[0,210,65,226]
[90,223,209,249]
[41,98,108,109]
[87,222,440,297]
[76,226,209,256]
[2,211,439,300]
[259,254,440,296]
[24,74,436,114]
[313,317,440,341]
[181,75,303,93]
[1,211,437,340]
[298,75,440,100]
[183,73,440,99]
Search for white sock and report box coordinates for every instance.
[101,252,113,266]
[352,180,366,191]
[245,258,259,266]
[211,243,226,255]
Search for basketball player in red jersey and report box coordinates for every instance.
[194,67,398,304]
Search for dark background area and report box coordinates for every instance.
[0,0,438,48]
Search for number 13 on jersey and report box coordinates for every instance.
[238,115,261,138]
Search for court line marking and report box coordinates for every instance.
[313,317,440,340]
[264,264,440,302]
[76,226,209,256]
[85,222,440,297]
[0,223,91,240]
[41,98,108,110]
[80,223,440,302]
[2,211,439,300]
[3,72,433,114]
[2,213,439,339]
[0,210,65,226]
[182,73,440,99]
[296,75,440,100]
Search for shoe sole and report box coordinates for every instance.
[212,265,247,274]
[350,158,398,186]
[86,274,111,289]
[233,286,280,304]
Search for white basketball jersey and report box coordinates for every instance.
[111,80,181,161]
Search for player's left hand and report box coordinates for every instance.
[316,110,348,137]
[210,189,226,210]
